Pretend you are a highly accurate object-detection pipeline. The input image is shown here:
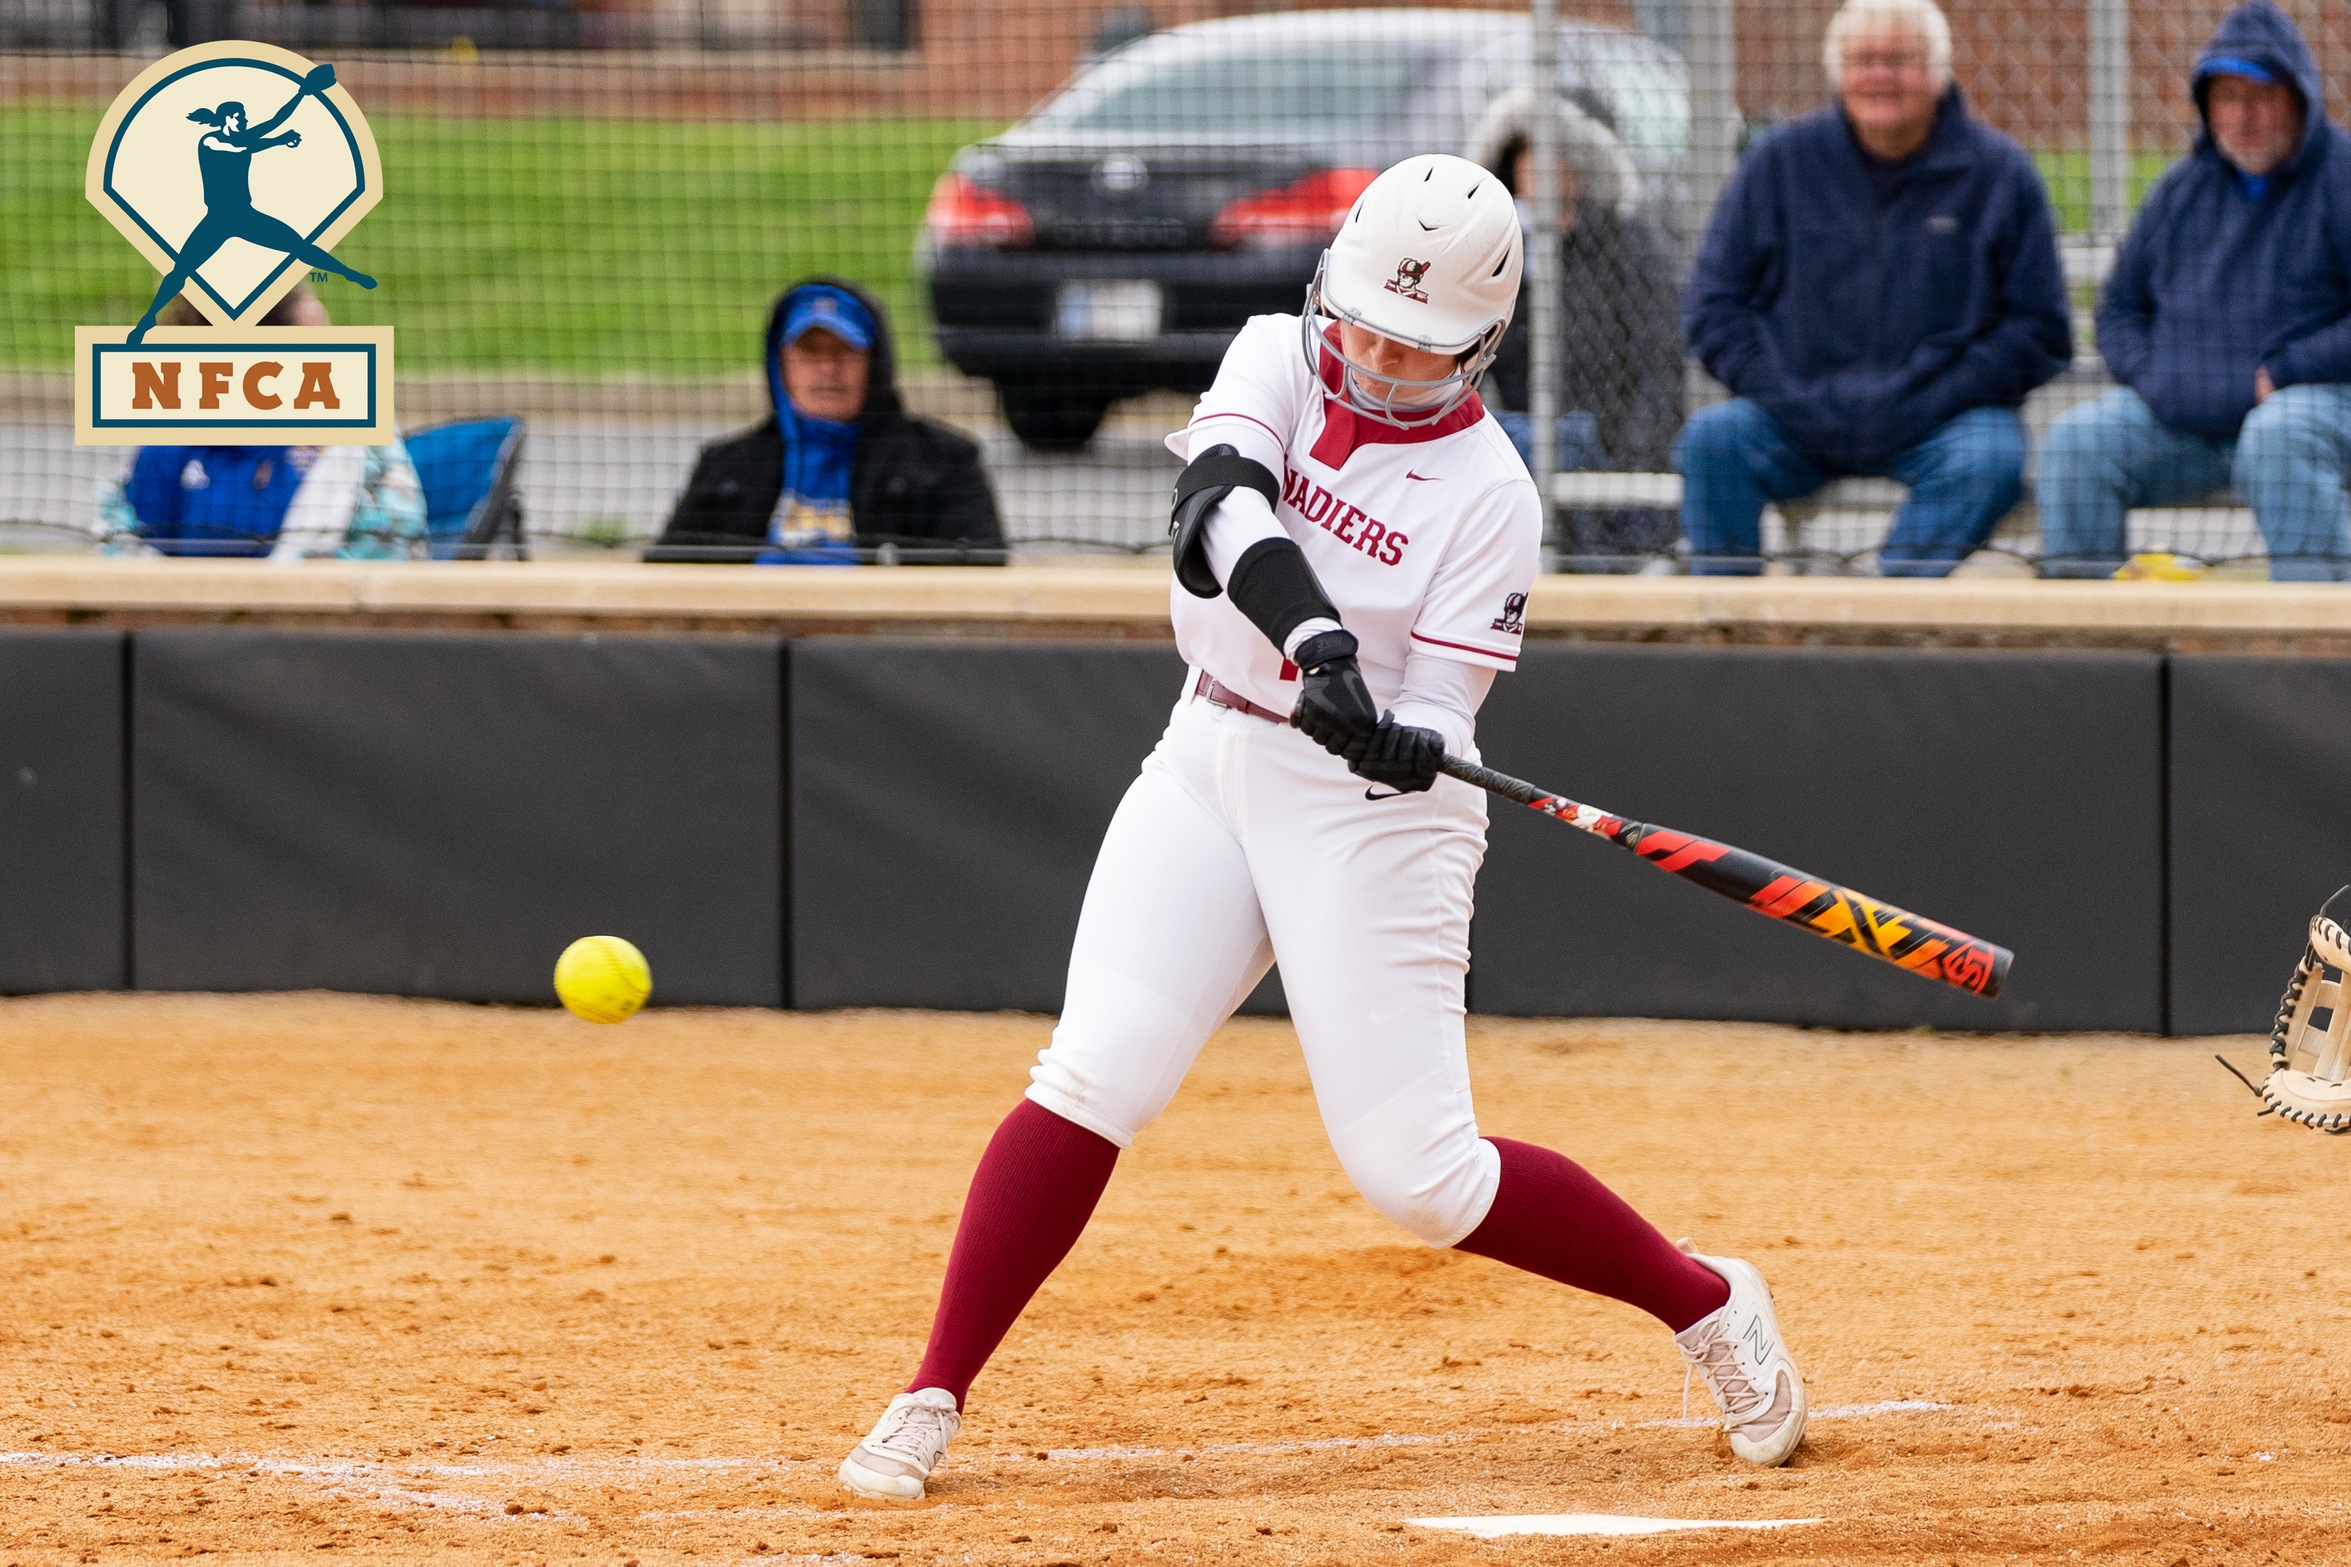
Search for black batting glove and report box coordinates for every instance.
[1289,629,1377,759]
[1350,714,1447,794]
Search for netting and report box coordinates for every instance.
[5,0,2348,574]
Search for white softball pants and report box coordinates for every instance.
[1026,678,1503,1247]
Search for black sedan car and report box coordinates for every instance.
[920,8,1690,450]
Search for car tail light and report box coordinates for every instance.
[1210,168,1378,249]
[924,172,1034,249]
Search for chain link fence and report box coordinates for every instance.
[4,0,2347,573]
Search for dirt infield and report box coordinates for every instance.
[3,993,2346,1564]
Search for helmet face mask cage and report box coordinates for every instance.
[1293,154,1522,430]
[1298,254,1505,430]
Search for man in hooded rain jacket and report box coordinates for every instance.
[2038,0,2351,580]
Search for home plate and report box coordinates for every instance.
[1409,1514,1823,1539]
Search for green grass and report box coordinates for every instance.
[1,108,1000,371]
[2,107,2190,372]
[2033,150,2182,235]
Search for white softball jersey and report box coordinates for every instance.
[1022,313,1548,1251]
[1167,313,1543,719]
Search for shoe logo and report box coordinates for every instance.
[1406,469,1438,481]
[1743,1318,1778,1361]
[1382,256,1431,302]
[1489,591,1526,635]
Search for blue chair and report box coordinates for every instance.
[406,417,527,560]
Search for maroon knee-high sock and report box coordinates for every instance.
[907,1099,1119,1408]
[1455,1137,1730,1332]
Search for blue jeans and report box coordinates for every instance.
[2035,385,2351,581]
[1673,399,2025,577]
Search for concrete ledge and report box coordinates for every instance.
[2,559,2349,650]
[1523,576,2351,645]
[0,560,1176,638]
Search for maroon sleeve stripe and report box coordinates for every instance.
[1191,410,1286,446]
[1410,630,1519,664]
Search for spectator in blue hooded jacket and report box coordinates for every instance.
[2038,1,2351,581]
[652,278,1003,564]
[1677,0,2071,575]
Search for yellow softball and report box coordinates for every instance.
[553,935,651,1024]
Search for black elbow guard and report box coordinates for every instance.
[1168,443,1280,599]
[1226,535,1341,657]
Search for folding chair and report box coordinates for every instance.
[406,417,528,561]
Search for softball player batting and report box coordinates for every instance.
[840,155,1806,1499]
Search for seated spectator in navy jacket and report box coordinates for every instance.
[653,277,1005,564]
[2038,1,2351,581]
[1677,0,2071,575]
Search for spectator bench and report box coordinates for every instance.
[1547,361,2278,571]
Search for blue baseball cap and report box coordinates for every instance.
[781,285,875,352]
[2199,55,2277,84]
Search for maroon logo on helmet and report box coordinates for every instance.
[1382,257,1431,302]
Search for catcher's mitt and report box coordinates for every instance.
[2264,887,2351,1134]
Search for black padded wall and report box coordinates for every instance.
[1470,645,2164,1032]
[2169,656,2351,1037]
[9,627,2266,1032]
[0,631,127,992]
[791,639,1288,1012]
[132,630,783,1005]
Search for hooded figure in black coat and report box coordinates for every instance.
[1475,90,1686,476]
[652,277,1005,564]
[1470,91,1687,563]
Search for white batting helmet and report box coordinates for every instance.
[1301,153,1523,426]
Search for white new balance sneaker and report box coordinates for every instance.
[1672,1242,1807,1466]
[838,1387,961,1500]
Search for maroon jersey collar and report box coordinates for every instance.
[1309,326,1485,470]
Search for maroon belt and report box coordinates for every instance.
[1192,669,1288,726]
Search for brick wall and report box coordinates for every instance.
[1735,0,2351,152]
[10,0,2348,142]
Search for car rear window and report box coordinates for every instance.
[1471,35,1690,157]
[1033,42,1451,135]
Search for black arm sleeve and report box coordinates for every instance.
[1226,535,1341,657]
[1167,443,1279,599]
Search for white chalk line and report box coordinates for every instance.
[0,1447,842,1524]
[0,1401,1954,1524]
[0,1449,520,1518]
[1412,1513,1824,1539]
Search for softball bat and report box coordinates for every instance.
[1439,754,2011,998]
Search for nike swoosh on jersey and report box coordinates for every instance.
[1406,470,1438,481]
